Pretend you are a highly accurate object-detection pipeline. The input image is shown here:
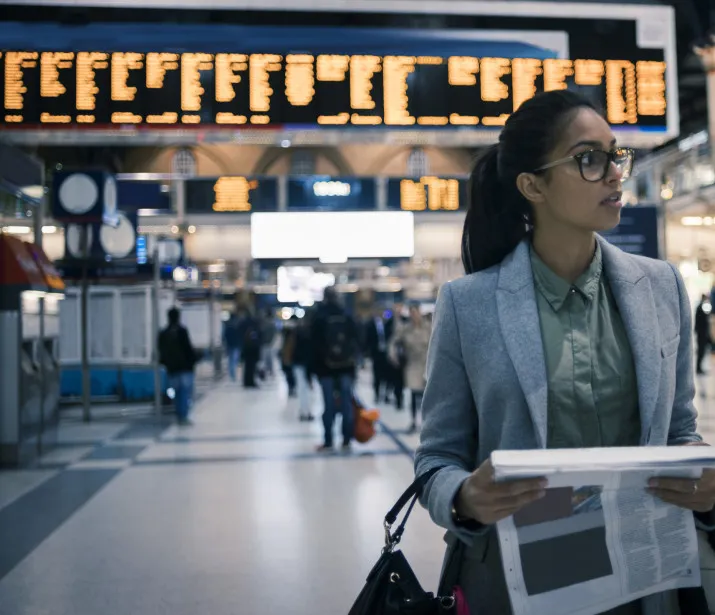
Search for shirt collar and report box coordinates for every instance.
[530,242,603,311]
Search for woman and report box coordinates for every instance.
[389,304,430,433]
[414,90,715,615]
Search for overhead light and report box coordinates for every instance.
[207,262,225,273]
[337,283,360,293]
[4,226,32,235]
[320,254,348,264]
[678,130,708,152]
[680,216,715,226]
[171,225,179,234]
[660,187,674,200]
[42,225,57,234]
[187,225,197,234]
[281,139,291,148]
[173,267,189,283]
[20,185,45,200]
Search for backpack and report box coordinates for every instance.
[324,314,356,370]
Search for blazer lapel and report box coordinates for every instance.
[496,241,549,449]
[598,237,661,445]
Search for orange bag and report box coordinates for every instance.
[353,398,380,443]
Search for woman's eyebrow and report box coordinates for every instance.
[566,138,617,154]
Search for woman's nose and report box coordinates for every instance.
[606,160,624,183]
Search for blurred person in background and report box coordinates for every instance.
[259,308,278,378]
[281,315,298,398]
[312,287,358,451]
[366,306,392,404]
[415,90,715,615]
[223,309,246,382]
[695,294,712,375]
[242,309,262,389]
[389,304,430,433]
[158,307,198,426]
[388,303,408,411]
[285,313,316,421]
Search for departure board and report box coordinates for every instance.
[184,177,278,213]
[0,10,674,143]
[387,177,468,212]
[0,50,667,130]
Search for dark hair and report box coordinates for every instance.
[168,307,180,324]
[461,91,597,274]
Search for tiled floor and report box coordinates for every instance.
[0,366,714,615]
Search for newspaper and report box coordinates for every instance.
[491,447,715,615]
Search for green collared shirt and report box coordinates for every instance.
[530,242,641,450]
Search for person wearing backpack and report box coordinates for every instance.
[311,286,358,452]
[158,307,199,425]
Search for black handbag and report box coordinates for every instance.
[348,467,465,615]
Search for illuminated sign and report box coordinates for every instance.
[212,177,259,212]
[288,177,375,211]
[313,180,351,197]
[251,212,415,260]
[0,50,667,131]
[184,177,277,213]
[387,177,468,212]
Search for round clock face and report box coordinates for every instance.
[100,212,135,258]
[66,224,93,258]
[58,173,98,215]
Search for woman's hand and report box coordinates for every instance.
[455,458,548,525]
[648,469,715,512]
[648,442,715,512]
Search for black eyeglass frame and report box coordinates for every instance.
[534,147,635,182]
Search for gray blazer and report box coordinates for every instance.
[414,235,702,615]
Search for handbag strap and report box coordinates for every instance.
[383,466,442,551]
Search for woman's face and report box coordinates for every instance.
[522,108,626,235]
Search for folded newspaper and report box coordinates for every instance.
[491,447,715,615]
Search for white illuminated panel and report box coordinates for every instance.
[250,212,414,260]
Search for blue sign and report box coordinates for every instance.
[288,177,376,211]
[600,205,660,259]
[118,181,172,212]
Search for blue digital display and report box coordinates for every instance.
[118,181,171,212]
[135,235,148,265]
[287,177,376,211]
[600,205,660,259]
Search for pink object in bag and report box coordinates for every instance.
[453,586,470,615]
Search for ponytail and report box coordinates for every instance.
[461,91,597,274]
[461,145,532,274]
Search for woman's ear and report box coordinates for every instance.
[516,172,547,204]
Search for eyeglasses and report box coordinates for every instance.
[534,147,635,182]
